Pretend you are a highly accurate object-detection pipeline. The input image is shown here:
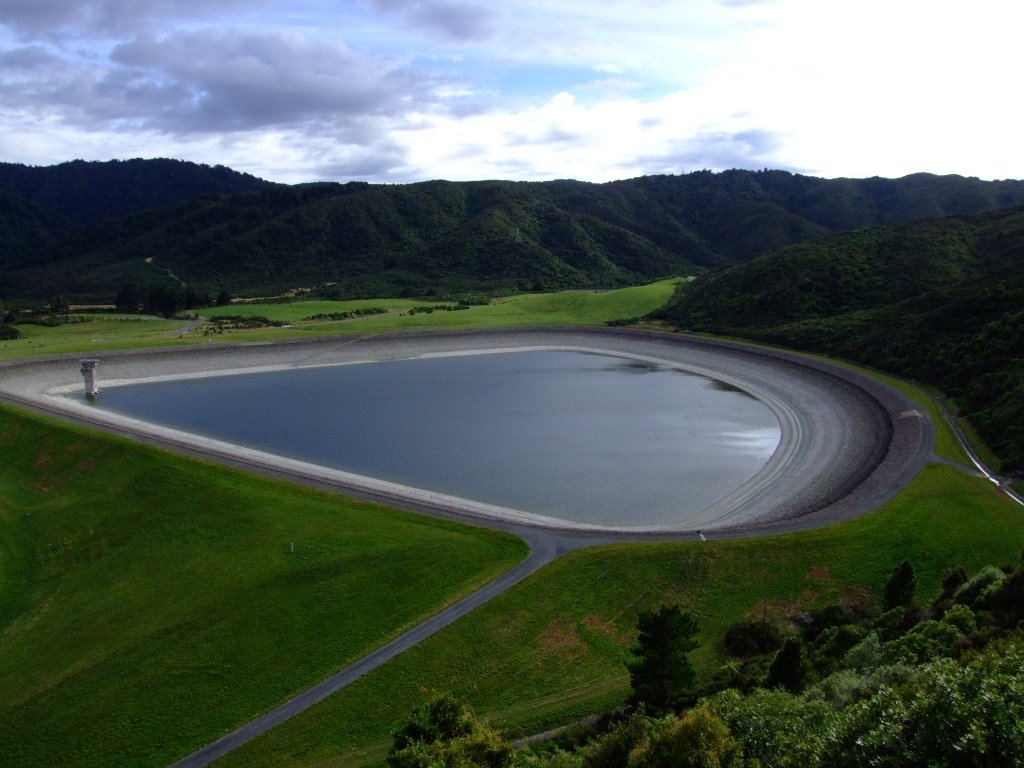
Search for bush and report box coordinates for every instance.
[840,632,883,672]
[953,566,1006,606]
[389,694,475,755]
[0,324,20,340]
[941,603,976,635]
[627,708,741,768]
[707,688,831,768]
[818,639,1024,768]
[723,621,783,658]
[579,713,651,768]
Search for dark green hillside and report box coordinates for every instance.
[656,206,1024,471]
[0,190,76,266]
[0,158,275,267]
[0,158,274,229]
[1,179,700,300]
[3,162,1024,301]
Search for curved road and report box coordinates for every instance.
[0,327,936,766]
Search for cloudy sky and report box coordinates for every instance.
[0,0,1020,184]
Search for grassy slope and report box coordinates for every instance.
[0,405,527,767]
[0,280,680,360]
[4,279,1017,767]
[217,464,1024,768]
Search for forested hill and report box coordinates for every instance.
[3,161,1024,300]
[654,205,1024,472]
[0,159,275,267]
[0,158,275,229]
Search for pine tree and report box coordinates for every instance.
[627,604,700,710]
[885,559,917,609]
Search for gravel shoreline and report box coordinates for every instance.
[0,327,933,537]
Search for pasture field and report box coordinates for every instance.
[217,463,1024,768]
[0,280,682,360]
[192,280,681,330]
[0,404,527,768]
[0,316,186,358]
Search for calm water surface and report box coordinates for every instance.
[91,351,780,526]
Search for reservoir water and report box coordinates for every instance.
[90,350,781,527]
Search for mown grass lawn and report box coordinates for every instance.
[0,405,527,768]
[216,463,1024,768]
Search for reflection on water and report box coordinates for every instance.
[89,350,781,527]
[709,379,754,397]
[717,427,784,452]
[603,359,666,374]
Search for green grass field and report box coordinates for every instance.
[0,280,681,360]
[195,281,681,332]
[3,278,1019,767]
[1,316,188,358]
[0,405,527,767]
[214,463,1024,768]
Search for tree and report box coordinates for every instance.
[766,637,807,693]
[390,694,475,755]
[884,559,917,609]
[579,712,651,768]
[115,283,145,313]
[388,694,517,768]
[629,708,741,768]
[49,293,69,314]
[819,638,1024,768]
[627,605,700,710]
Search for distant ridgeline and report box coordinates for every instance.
[2,158,1024,301]
[654,205,1024,473]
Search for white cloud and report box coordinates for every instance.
[0,0,1022,182]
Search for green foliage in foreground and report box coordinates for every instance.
[218,463,1024,768]
[389,598,1024,768]
[713,638,1024,768]
[0,404,527,768]
[533,635,1024,768]
[383,548,1024,768]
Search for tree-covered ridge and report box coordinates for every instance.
[0,158,275,268]
[3,161,1024,301]
[656,206,1024,472]
[0,158,275,230]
